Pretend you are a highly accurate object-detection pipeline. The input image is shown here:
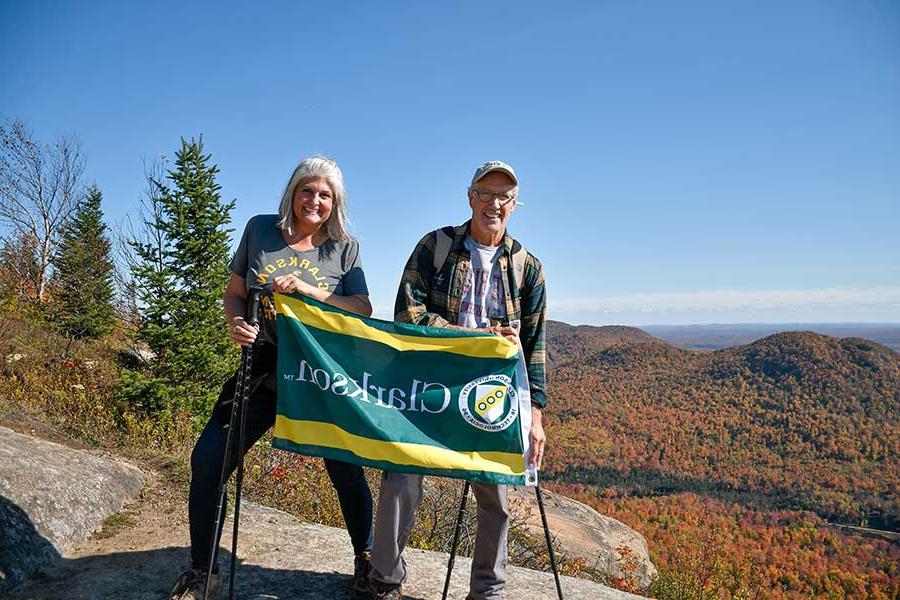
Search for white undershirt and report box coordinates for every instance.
[456,236,507,329]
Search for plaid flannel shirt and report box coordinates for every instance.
[394,221,548,407]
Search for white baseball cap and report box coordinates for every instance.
[470,160,518,188]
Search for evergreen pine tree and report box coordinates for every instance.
[52,185,116,338]
[129,137,237,417]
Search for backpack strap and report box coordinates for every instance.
[510,239,527,291]
[432,226,454,273]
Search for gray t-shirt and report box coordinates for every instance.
[456,235,506,329]
[231,214,368,343]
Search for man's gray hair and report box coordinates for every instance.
[277,155,350,241]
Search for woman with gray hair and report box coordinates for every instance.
[170,156,375,600]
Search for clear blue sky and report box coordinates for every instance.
[2,1,898,324]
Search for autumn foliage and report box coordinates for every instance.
[551,487,899,599]
[543,322,899,597]
[544,325,898,528]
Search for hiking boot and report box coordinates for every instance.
[350,551,372,598]
[369,579,402,600]
[169,568,221,600]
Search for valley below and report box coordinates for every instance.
[541,321,899,597]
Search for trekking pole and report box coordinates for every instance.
[228,285,264,599]
[441,480,471,600]
[205,286,263,600]
[535,485,564,600]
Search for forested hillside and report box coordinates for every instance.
[546,320,660,367]
[542,322,899,597]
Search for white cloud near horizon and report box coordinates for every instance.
[369,287,900,325]
[550,287,900,325]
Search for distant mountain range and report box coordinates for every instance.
[545,322,658,367]
[543,321,900,531]
[641,323,900,352]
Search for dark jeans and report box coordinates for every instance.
[188,350,374,570]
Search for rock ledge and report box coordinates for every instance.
[0,425,143,591]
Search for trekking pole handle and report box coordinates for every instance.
[246,285,266,327]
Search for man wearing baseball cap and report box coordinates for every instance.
[363,161,548,600]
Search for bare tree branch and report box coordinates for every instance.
[112,155,169,326]
[0,118,86,302]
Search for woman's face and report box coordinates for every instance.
[292,176,334,230]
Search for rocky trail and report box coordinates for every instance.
[1,424,645,599]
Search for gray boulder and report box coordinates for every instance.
[0,426,143,591]
[508,486,657,591]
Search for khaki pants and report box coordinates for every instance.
[370,472,509,600]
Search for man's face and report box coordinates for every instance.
[468,171,517,240]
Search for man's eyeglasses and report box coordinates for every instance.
[471,188,517,206]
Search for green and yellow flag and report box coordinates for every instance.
[272,293,535,486]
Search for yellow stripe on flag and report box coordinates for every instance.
[274,416,525,476]
[274,293,518,359]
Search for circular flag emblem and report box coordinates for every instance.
[458,375,518,432]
